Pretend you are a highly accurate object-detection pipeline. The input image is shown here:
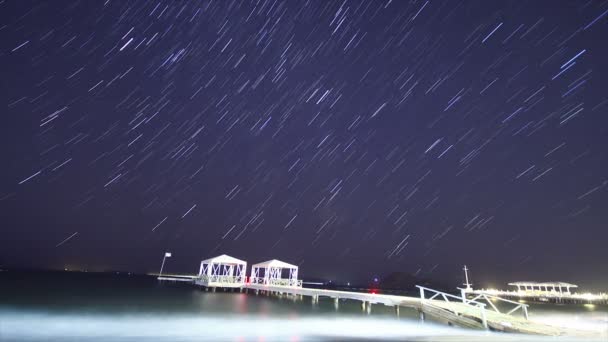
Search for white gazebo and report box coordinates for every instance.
[250,259,302,287]
[195,254,247,288]
[509,281,578,295]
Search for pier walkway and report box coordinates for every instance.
[155,254,597,337]
[243,283,578,336]
[156,274,196,282]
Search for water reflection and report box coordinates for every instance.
[0,309,590,341]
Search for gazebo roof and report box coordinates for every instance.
[252,259,298,269]
[200,254,246,265]
[508,282,578,288]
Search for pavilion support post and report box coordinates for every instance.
[334,298,339,310]
[419,309,425,322]
[395,306,400,317]
[366,302,371,314]
[522,305,529,320]
[361,301,366,311]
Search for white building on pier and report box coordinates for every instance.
[195,254,247,288]
[250,259,302,287]
[509,281,578,295]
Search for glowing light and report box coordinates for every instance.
[2,310,518,341]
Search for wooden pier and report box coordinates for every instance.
[244,283,592,336]
[155,254,602,338]
[157,276,595,336]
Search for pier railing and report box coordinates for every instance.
[198,275,245,284]
[249,277,303,287]
[459,288,529,320]
[416,285,488,328]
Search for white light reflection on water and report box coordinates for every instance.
[530,311,608,333]
[1,310,605,342]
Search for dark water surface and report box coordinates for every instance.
[1,271,606,341]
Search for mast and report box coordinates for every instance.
[463,265,472,290]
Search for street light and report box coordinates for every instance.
[159,252,171,277]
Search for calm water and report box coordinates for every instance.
[0,271,606,341]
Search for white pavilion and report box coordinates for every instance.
[195,254,247,288]
[509,281,578,295]
[250,259,302,287]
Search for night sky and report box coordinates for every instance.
[1,0,607,289]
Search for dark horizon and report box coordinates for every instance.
[1,1,607,292]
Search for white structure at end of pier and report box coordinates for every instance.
[195,254,247,288]
[508,281,578,295]
[250,259,302,287]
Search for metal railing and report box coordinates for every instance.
[416,285,488,329]
[249,277,303,287]
[250,277,266,285]
[198,275,245,284]
[459,288,529,320]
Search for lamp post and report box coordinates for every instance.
[159,252,171,277]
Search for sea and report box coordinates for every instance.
[1,271,606,341]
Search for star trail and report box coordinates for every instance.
[1,0,607,287]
